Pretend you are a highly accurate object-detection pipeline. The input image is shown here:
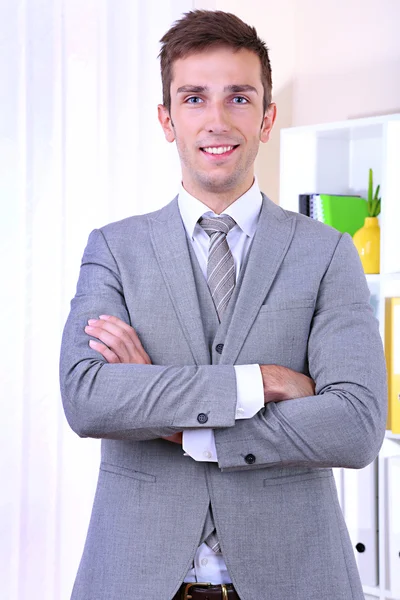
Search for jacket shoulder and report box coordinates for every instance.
[286,208,342,238]
[97,197,178,239]
[261,193,343,245]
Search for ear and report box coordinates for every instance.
[260,103,277,143]
[158,104,175,143]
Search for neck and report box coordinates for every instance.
[182,178,254,214]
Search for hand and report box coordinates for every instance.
[85,315,151,364]
[163,432,183,444]
[85,314,182,444]
[260,365,315,404]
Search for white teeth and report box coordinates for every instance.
[203,146,234,155]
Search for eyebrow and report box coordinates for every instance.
[176,84,258,95]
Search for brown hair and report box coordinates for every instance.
[159,10,272,114]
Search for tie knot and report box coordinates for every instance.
[199,214,236,237]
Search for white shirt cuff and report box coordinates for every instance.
[182,429,218,462]
[182,365,263,462]
[234,364,264,419]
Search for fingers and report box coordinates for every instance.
[99,315,145,350]
[85,315,151,364]
[261,365,316,403]
[88,339,120,364]
[161,433,183,445]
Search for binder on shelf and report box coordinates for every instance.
[385,297,400,433]
[307,194,368,236]
[343,461,378,587]
[387,456,400,595]
[298,194,311,217]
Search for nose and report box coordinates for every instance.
[204,101,231,134]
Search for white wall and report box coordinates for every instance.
[293,0,400,126]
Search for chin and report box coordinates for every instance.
[197,172,241,193]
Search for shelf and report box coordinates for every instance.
[280,113,400,274]
[280,113,400,136]
[362,587,400,600]
[366,274,381,283]
[362,584,380,597]
[280,113,400,600]
[365,273,400,281]
[384,591,400,600]
[385,430,400,441]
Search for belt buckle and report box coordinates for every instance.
[182,583,228,600]
[182,582,211,600]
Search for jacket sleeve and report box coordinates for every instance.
[59,228,237,441]
[214,233,388,471]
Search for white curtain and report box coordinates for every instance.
[0,1,192,598]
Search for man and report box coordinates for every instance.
[60,9,387,600]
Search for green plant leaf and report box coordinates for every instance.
[366,169,381,216]
[368,168,373,204]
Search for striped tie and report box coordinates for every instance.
[198,214,236,555]
[199,214,237,321]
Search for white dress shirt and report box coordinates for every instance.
[177,180,264,584]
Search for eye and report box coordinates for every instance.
[185,96,204,104]
[232,96,248,104]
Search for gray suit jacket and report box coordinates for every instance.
[60,194,387,600]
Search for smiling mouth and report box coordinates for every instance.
[200,145,239,155]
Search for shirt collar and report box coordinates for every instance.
[178,178,263,240]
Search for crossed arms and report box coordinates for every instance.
[84,313,316,446]
[60,227,387,471]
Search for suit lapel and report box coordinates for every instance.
[220,194,296,365]
[148,198,210,365]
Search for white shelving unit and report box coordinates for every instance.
[279,113,400,600]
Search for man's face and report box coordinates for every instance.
[158,46,276,199]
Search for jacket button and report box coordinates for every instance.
[197,413,208,424]
[215,343,224,354]
[245,453,256,465]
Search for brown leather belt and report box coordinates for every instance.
[173,582,240,600]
